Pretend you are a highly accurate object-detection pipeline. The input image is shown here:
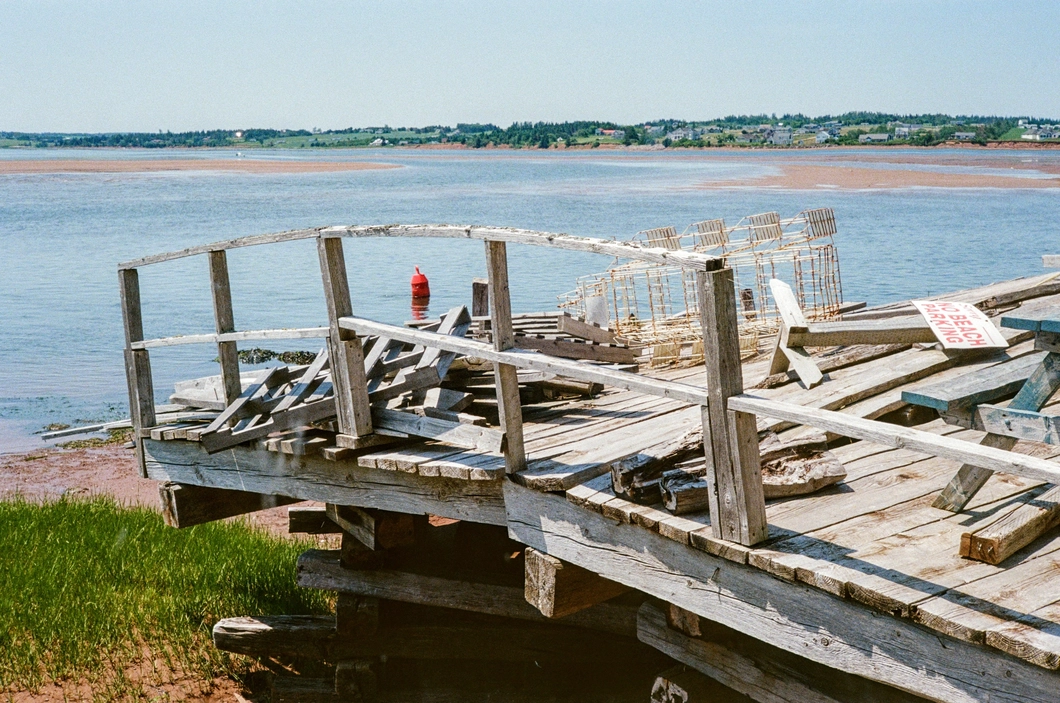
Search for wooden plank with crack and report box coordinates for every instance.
[524,547,630,619]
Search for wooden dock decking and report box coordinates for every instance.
[121,226,1060,702]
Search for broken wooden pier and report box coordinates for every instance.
[120,225,1060,702]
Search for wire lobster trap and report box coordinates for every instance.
[559,208,844,366]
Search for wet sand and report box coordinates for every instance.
[0,159,399,174]
[702,163,1060,190]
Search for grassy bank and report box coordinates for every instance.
[0,497,331,695]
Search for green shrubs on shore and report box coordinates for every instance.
[0,497,331,694]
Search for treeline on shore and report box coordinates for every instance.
[1,112,1053,149]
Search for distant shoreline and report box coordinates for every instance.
[0,159,400,174]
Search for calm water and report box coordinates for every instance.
[1,148,1058,450]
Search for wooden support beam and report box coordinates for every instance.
[317,236,373,438]
[335,593,379,637]
[768,279,823,389]
[119,267,155,477]
[934,352,1060,511]
[208,250,242,407]
[641,604,923,703]
[144,439,508,526]
[524,547,630,619]
[697,268,767,546]
[503,481,1060,703]
[288,505,341,534]
[158,482,299,528]
[652,664,753,703]
[334,659,376,700]
[296,549,639,637]
[486,240,526,473]
[325,504,416,551]
[977,404,1060,444]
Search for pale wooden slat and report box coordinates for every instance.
[131,327,329,350]
[486,240,526,473]
[208,250,242,406]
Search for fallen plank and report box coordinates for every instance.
[962,484,1060,564]
[371,407,505,453]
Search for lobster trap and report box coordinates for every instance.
[560,208,844,366]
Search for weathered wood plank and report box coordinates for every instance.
[524,547,629,619]
[962,484,1060,564]
[143,438,507,525]
[207,250,242,407]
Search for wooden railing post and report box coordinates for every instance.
[485,240,527,473]
[317,236,373,440]
[119,267,155,477]
[208,250,242,406]
[696,266,767,546]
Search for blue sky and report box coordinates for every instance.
[2,1,1057,132]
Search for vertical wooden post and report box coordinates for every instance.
[485,241,526,473]
[696,267,767,546]
[317,236,373,439]
[208,250,242,406]
[471,277,490,318]
[119,267,155,477]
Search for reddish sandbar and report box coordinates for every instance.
[701,164,1060,190]
[0,158,399,174]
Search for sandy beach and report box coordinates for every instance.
[701,163,1060,190]
[0,159,399,174]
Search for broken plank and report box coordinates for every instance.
[371,407,505,453]
[962,484,1060,564]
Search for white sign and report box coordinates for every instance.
[911,300,1008,349]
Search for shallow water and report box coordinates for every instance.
[1,147,1057,451]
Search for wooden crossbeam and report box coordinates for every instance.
[158,482,298,528]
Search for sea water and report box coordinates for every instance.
[1,147,1057,450]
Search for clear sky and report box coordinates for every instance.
[2,0,1057,132]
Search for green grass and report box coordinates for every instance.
[0,497,331,694]
[998,127,1026,141]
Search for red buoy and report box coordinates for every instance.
[411,266,430,299]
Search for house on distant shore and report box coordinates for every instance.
[953,132,977,141]
[859,133,892,143]
[769,128,792,146]
[815,131,831,144]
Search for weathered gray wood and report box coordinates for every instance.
[661,469,712,514]
[962,484,1060,564]
[902,352,1046,413]
[934,352,1060,511]
[697,268,767,546]
[642,604,925,703]
[471,277,489,317]
[158,482,298,528]
[609,426,703,499]
[486,240,527,473]
[122,224,723,271]
[557,314,616,344]
[119,267,155,476]
[131,326,330,350]
[786,318,938,347]
[317,236,373,438]
[640,604,842,703]
[977,404,1060,445]
[335,593,379,637]
[767,279,824,388]
[288,505,341,534]
[296,549,640,637]
[513,334,637,364]
[371,407,505,453]
[652,664,751,703]
[207,250,242,406]
[213,614,333,659]
[504,480,1060,703]
[729,394,1060,485]
[143,438,507,525]
[339,316,711,405]
[324,504,416,551]
[524,547,629,619]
